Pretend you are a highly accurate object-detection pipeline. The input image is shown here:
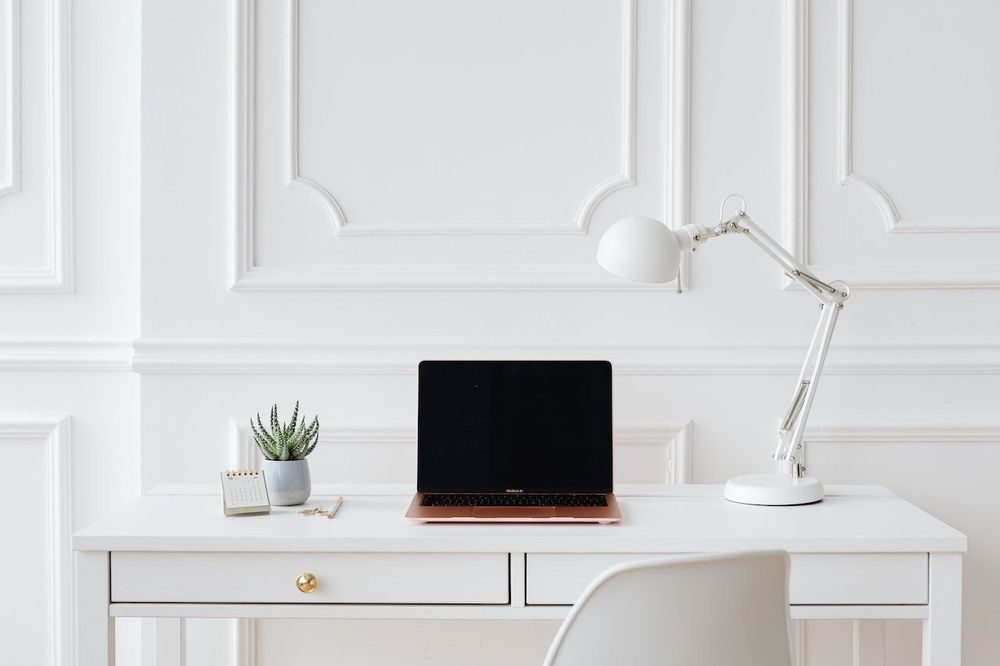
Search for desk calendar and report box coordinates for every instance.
[220,470,270,516]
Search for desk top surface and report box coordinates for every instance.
[73,483,966,554]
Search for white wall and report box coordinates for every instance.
[4,0,999,664]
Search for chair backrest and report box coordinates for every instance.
[542,551,793,666]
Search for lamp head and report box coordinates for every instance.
[596,216,682,284]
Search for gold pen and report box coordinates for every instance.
[327,496,344,519]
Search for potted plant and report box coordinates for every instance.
[250,401,319,506]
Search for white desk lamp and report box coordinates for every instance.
[597,194,850,505]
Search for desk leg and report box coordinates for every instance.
[922,552,962,666]
[77,551,115,666]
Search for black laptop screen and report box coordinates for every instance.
[417,361,613,494]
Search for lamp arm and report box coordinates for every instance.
[680,212,846,305]
[774,299,840,471]
[678,208,851,474]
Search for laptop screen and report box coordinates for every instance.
[417,360,612,494]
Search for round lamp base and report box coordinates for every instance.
[724,473,824,506]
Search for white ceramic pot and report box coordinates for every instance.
[261,459,311,506]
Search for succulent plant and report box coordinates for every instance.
[250,401,319,461]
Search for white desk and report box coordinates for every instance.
[74,484,967,665]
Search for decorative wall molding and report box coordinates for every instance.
[229,0,686,291]
[782,0,808,267]
[0,339,133,371]
[282,0,346,234]
[804,422,1000,445]
[0,416,71,666]
[229,0,253,291]
[0,0,20,197]
[668,0,691,290]
[230,419,693,484]
[283,0,635,236]
[632,421,692,484]
[782,0,1000,289]
[229,263,669,292]
[837,0,999,235]
[17,337,1000,377]
[786,265,1000,290]
[132,339,1000,376]
[834,0,898,236]
[0,0,72,292]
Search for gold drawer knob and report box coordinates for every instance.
[296,572,318,594]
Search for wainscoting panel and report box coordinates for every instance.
[229,0,688,290]
[228,420,692,485]
[131,339,1000,377]
[0,0,18,196]
[783,0,1000,287]
[0,417,71,666]
[0,0,71,291]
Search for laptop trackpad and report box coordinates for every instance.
[472,507,556,519]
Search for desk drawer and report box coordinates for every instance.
[112,552,509,604]
[525,553,928,605]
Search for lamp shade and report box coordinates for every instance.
[596,216,681,284]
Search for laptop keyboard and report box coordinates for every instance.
[421,493,608,508]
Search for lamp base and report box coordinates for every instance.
[724,473,824,506]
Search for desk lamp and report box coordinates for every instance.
[597,194,850,505]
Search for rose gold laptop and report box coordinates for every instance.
[405,360,621,523]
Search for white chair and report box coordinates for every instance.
[542,551,793,666]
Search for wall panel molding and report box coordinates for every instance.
[0,339,133,371]
[16,338,1000,376]
[228,263,670,292]
[837,0,999,236]
[0,416,71,666]
[804,422,1000,445]
[668,0,691,290]
[782,0,808,268]
[284,0,636,236]
[0,0,72,292]
[229,0,687,291]
[230,419,693,484]
[132,339,1000,376]
[782,0,1000,289]
[834,0,897,236]
[0,0,20,197]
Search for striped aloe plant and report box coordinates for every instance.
[250,401,319,461]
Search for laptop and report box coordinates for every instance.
[405,360,622,523]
